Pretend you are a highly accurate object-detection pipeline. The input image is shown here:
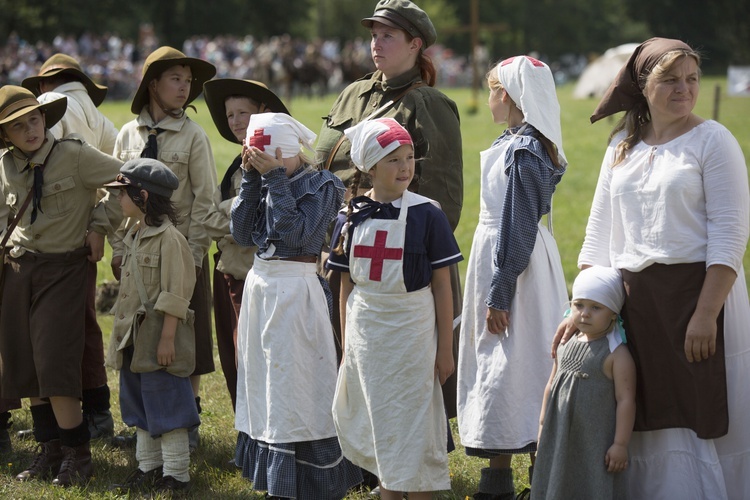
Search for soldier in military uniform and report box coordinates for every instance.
[316,0,464,421]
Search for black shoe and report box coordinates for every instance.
[0,427,11,454]
[110,466,163,492]
[473,494,500,500]
[51,442,94,487]
[16,439,64,481]
[516,488,531,500]
[154,475,190,497]
[111,432,137,449]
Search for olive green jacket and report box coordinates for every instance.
[316,67,463,230]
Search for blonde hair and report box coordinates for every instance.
[486,64,563,169]
[610,49,702,166]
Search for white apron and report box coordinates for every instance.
[235,258,339,443]
[457,139,568,450]
[332,190,450,492]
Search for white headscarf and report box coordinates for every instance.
[245,112,316,159]
[344,117,413,172]
[497,56,567,165]
[571,265,625,314]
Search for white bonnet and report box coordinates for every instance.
[496,55,567,165]
[344,117,413,172]
[245,112,316,159]
[571,265,625,314]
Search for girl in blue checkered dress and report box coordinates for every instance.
[230,113,361,499]
[456,56,569,499]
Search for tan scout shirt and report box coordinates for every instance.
[0,132,123,256]
[202,159,256,280]
[316,66,463,230]
[107,221,196,370]
[39,82,119,155]
[112,108,218,268]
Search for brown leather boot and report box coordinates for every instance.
[16,439,64,481]
[52,441,94,487]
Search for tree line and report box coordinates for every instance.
[2,0,748,72]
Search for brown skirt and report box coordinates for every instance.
[191,254,215,375]
[0,248,89,399]
[621,262,727,439]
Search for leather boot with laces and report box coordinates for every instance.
[154,474,190,497]
[52,441,93,487]
[16,439,64,481]
[110,465,163,493]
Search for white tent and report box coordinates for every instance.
[573,43,639,99]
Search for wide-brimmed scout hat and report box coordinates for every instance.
[21,53,108,107]
[104,157,180,198]
[130,46,216,114]
[0,85,67,129]
[361,0,437,48]
[203,78,289,144]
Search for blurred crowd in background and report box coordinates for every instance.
[0,27,476,101]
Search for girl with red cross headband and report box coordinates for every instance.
[230,112,362,499]
[326,117,462,499]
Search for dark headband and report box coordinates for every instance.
[590,37,694,123]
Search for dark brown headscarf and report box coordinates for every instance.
[590,37,694,123]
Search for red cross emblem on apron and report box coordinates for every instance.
[353,230,403,281]
[349,190,412,292]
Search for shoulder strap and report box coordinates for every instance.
[1,140,59,248]
[322,80,426,171]
[128,231,151,307]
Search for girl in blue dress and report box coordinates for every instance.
[231,112,362,499]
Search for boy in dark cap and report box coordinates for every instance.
[22,53,118,153]
[105,157,199,495]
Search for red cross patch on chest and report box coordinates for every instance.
[353,230,403,281]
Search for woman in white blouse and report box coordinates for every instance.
[570,37,750,499]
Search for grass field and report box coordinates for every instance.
[0,80,747,498]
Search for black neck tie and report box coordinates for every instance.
[140,128,164,159]
[25,162,44,224]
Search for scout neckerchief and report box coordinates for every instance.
[140,127,164,159]
[21,140,59,224]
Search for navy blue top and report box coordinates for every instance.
[486,125,566,311]
[231,165,345,258]
[326,196,463,292]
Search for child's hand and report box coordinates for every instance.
[157,336,175,367]
[486,307,509,334]
[435,348,455,385]
[248,146,284,175]
[85,231,105,262]
[605,443,629,472]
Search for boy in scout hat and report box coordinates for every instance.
[22,53,118,153]
[201,78,288,411]
[105,158,199,495]
[22,52,120,443]
[0,85,123,486]
[111,46,216,452]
